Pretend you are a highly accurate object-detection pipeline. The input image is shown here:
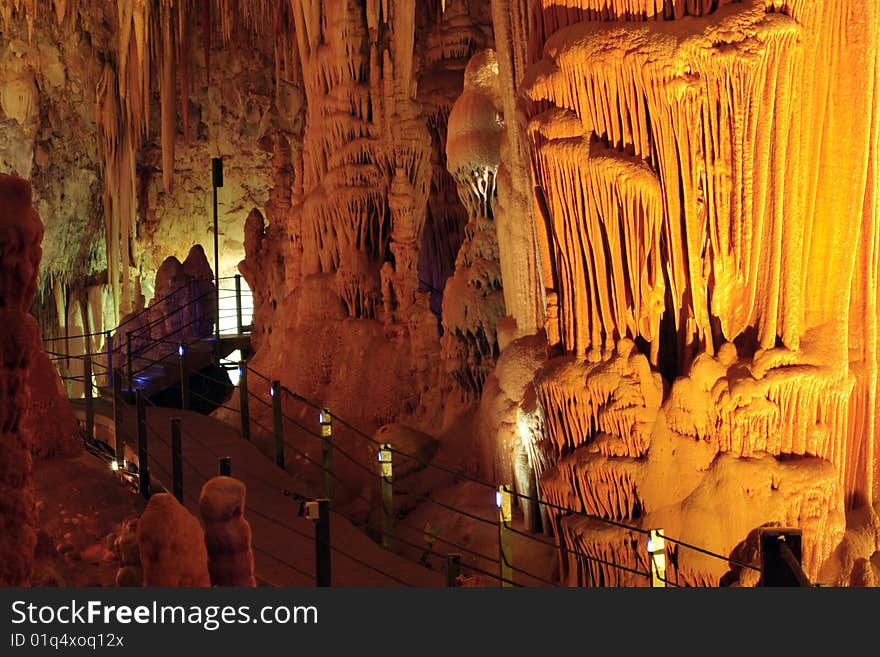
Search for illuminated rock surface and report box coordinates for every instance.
[0,173,41,585]
[1,0,878,586]
[199,476,256,587]
[137,492,211,587]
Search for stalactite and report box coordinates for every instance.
[159,0,176,193]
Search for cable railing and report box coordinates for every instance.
[274,381,762,576]
[58,274,799,588]
[116,343,756,586]
[42,276,213,345]
[42,275,253,390]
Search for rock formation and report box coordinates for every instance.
[0,173,42,585]
[199,476,256,587]
[137,493,211,587]
[113,517,143,587]
[493,0,880,585]
[24,350,81,459]
[2,0,879,587]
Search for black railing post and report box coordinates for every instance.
[171,418,183,503]
[379,443,393,549]
[760,528,810,587]
[83,355,94,442]
[306,499,331,587]
[235,274,243,335]
[190,279,200,335]
[113,368,124,465]
[125,331,133,393]
[446,553,462,587]
[106,330,113,388]
[219,456,231,477]
[239,362,251,441]
[271,380,284,468]
[136,390,150,499]
[179,343,190,410]
[320,408,333,505]
[497,484,513,587]
[212,157,223,341]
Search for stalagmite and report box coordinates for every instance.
[199,476,256,587]
[137,493,211,587]
[442,49,506,394]
[0,174,42,585]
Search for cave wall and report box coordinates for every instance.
[2,0,879,587]
[0,2,284,339]
[479,0,880,585]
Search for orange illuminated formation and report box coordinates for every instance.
[0,0,877,587]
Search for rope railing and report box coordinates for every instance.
[273,380,762,575]
[247,504,414,587]
[229,377,660,581]
[127,287,216,342]
[57,273,768,586]
[42,276,215,344]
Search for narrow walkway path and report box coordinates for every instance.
[71,399,443,587]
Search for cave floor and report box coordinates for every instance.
[31,452,147,587]
[71,398,444,586]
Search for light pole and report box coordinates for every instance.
[211,157,223,341]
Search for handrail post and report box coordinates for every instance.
[446,553,462,587]
[648,529,666,587]
[190,279,200,335]
[497,484,513,587]
[219,456,231,477]
[179,343,190,410]
[306,499,331,587]
[320,408,334,505]
[212,157,223,342]
[125,331,133,394]
[760,528,810,587]
[83,355,94,442]
[113,368,124,465]
[271,381,284,468]
[171,418,183,503]
[239,362,251,441]
[136,390,150,499]
[106,330,113,388]
[379,443,393,549]
[235,274,243,335]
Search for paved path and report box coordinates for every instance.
[72,399,443,587]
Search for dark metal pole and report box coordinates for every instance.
[171,418,183,503]
[136,390,150,499]
[272,380,284,468]
[179,343,190,410]
[219,456,231,477]
[106,330,113,388]
[760,528,810,586]
[235,274,243,335]
[315,499,331,587]
[446,553,462,587]
[379,443,393,549]
[125,331,133,394]
[113,368,124,465]
[83,355,94,442]
[212,157,223,342]
[498,485,513,587]
[778,540,811,587]
[320,409,333,505]
[190,279,200,335]
[239,362,251,441]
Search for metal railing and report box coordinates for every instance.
[44,275,252,396]
[57,277,808,588]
